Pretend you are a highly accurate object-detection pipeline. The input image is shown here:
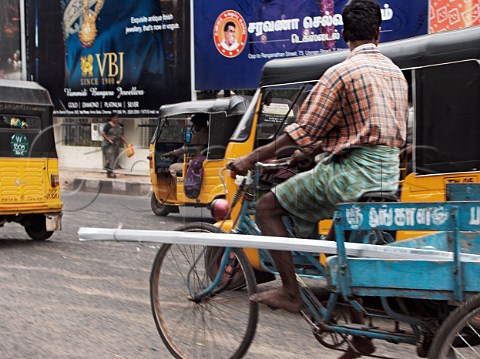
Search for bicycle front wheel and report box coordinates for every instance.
[428,293,480,359]
[150,222,259,359]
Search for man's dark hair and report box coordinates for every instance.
[342,0,382,42]
[191,113,208,126]
[224,21,236,32]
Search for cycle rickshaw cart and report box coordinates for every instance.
[80,177,480,359]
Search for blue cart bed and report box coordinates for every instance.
[327,198,480,302]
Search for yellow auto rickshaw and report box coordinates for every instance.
[0,80,62,240]
[216,26,479,268]
[148,95,250,216]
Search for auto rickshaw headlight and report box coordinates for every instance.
[210,198,229,221]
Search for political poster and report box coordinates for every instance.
[194,0,429,90]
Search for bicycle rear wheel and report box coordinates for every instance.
[428,293,480,359]
[150,222,259,359]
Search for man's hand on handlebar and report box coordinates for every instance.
[229,133,304,175]
[229,155,298,176]
[228,155,256,176]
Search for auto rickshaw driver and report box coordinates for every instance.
[163,113,209,178]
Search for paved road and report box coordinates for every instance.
[0,191,412,359]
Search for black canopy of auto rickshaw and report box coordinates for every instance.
[158,95,249,118]
[0,80,56,158]
[259,26,480,176]
[0,79,53,108]
[260,26,480,86]
[156,95,250,160]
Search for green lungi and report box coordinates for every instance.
[273,146,400,238]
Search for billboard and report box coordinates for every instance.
[28,0,191,118]
[429,0,480,33]
[194,0,429,90]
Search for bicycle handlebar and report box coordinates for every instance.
[226,159,292,171]
[255,160,290,170]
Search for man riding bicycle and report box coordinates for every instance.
[230,1,408,357]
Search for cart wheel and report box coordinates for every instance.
[428,293,480,359]
[150,222,259,359]
[24,214,53,240]
[151,193,175,216]
[311,287,349,350]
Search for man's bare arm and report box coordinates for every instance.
[229,134,297,175]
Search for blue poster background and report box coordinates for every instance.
[195,0,428,90]
[57,0,190,117]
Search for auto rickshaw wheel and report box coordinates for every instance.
[24,214,54,240]
[204,246,246,290]
[150,193,178,216]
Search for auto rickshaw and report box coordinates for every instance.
[0,80,62,240]
[217,26,479,268]
[148,95,250,216]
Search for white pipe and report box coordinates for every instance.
[78,227,480,263]
[19,0,27,80]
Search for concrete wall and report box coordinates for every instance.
[57,145,150,174]
[57,144,103,169]
[54,118,150,174]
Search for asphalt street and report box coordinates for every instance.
[0,190,412,359]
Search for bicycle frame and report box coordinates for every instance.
[225,165,328,279]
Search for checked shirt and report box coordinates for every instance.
[285,43,408,155]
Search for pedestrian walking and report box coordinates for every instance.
[101,112,127,178]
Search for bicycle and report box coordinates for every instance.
[149,162,480,359]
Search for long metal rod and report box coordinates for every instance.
[78,227,480,262]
